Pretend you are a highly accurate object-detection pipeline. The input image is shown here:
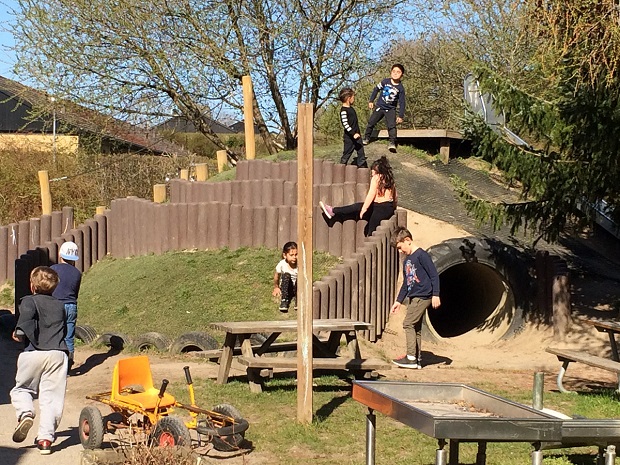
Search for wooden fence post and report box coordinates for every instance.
[180,169,189,180]
[217,150,228,173]
[296,102,313,424]
[195,163,209,181]
[153,184,166,203]
[38,170,52,215]
[242,76,256,160]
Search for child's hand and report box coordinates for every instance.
[12,330,24,342]
[359,207,367,219]
[396,117,403,124]
[431,296,441,309]
[272,287,281,297]
[390,301,401,314]
[354,133,360,139]
[368,102,374,110]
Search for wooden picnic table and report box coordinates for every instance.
[210,318,390,392]
[547,317,620,393]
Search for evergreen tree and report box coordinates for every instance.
[460,0,620,242]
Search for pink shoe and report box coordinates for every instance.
[319,201,333,219]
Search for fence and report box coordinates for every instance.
[9,159,405,340]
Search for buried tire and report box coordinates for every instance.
[425,237,532,344]
[94,332,130,350]
[169,331,218,354]
[132,332,171,352]
[75,325,98,344]
[150,416,191,447]
[210,404,247,452]
[79,406,105,449]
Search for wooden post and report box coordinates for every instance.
[242,76,256,160]
[38,170,52,215]
[195,163,209,181]
[439,138,450,165]
[153,184,166,203]
[297,102,314,424]
[217,150,228,173]
[95,206,106,215]
[180,169,189,180]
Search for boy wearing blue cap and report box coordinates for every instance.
[51,241,82,369]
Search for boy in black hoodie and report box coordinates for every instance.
[10,266,68,455]
[339,88,367,168]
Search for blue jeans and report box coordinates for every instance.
[64,303,78,354]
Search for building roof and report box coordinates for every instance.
[156,115,238,134]
[0,75,190,156]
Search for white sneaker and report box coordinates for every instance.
[388,143,397,153]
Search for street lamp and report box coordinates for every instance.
[50,96,56,164]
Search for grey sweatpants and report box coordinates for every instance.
[10,350,68,442]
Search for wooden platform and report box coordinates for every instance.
[376,128,464,164]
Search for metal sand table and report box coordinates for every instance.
[352,381,564,465]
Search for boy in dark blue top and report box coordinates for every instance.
[363,64,406,153]
[390,227,441,369]
[51,241,81,368]
[338,88,367,168]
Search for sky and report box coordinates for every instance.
[0,0,17,78]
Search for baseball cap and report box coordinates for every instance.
[59,241,79,261]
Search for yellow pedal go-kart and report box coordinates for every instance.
[78,355,249,452]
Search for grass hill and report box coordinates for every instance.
[77,247,340,342]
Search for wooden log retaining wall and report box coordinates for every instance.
[8,159,404,341]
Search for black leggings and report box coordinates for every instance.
[332,201,395,236]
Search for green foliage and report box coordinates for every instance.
[461,1,620,241]
[78,248,340,339]
[0,148,204,225]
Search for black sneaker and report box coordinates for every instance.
[392,356,419,369]
[279,299,290,313]
[37,439,52,455]
[12,412,34,443]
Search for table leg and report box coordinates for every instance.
[531,442,543,465]
[605,444,616,465]
[216,332,237,384]
[436,439,447,465]
[476,442,487,465]
[607,331,620,391]
[448,440,459,465]
[346,331,361,359]
[365,408,376,465]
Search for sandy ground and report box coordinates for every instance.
[0,208,618,464]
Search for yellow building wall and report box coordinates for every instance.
[0,134,79,153]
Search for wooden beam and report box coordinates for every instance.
[38,170,52,215]
[242,76,256,160]
[195,163,209,181]
[153,184,166,203]
[297,102,314,424]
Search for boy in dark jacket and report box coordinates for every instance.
[390,227,441,369]
[363,64,406,153]
[10,266,68,455]
[338,88,367,168]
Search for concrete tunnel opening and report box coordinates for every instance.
[424,261,516,345]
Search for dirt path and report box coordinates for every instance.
[1,315,619,465]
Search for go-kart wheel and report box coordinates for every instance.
[79,406,105,449]
[150,416,191,447]
[211,404,246,452]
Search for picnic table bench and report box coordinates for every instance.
[547,318,620,393]
[210,318,391,393]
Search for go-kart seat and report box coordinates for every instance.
[110,355,176,410]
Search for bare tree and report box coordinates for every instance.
[10,0,404,156]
